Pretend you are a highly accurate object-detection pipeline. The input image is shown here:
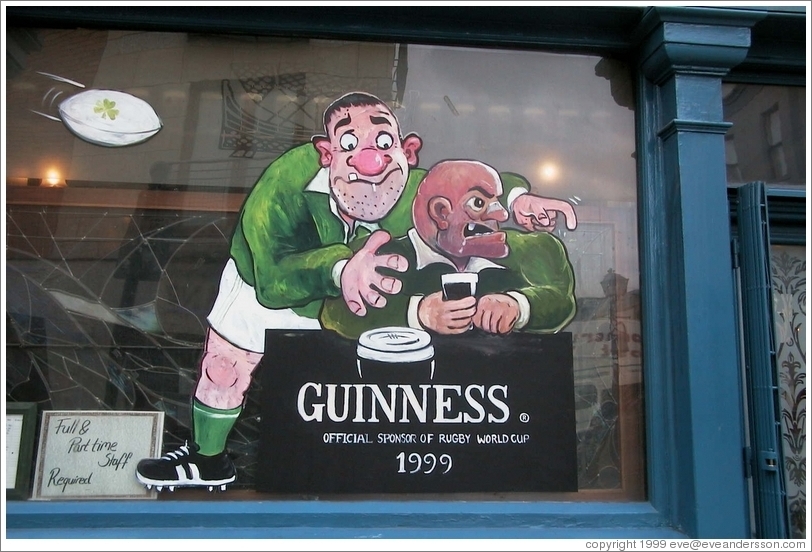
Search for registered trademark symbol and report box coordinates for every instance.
[519,412,530,423]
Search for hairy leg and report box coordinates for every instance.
[194,327,263,410]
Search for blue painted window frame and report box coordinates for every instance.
[4,4,806,539]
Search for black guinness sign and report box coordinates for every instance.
[256,328,577,494]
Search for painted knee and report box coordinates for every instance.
[201,351,240,388]
[195,329,264,409]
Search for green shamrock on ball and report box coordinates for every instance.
[94,99,119,120]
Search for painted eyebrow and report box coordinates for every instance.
[469,185,495,199]
[333,114,352,132]
[370,115,393,126]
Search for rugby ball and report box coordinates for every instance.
[58,89,162,147]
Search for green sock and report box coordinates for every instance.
[192,400,241,457]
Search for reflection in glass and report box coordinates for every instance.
[722,84,806,186]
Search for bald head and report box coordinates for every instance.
[413,160,509,267]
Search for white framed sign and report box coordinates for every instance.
[32,411,163,500]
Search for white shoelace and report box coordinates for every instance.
[161,444,191,460]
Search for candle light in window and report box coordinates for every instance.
[43,168,66,187]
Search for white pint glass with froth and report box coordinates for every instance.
[356,326,435,382]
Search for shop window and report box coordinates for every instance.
[770,243,806,539]
[5,28,643,501]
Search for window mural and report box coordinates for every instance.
[6,28,642,498]
[132,92,579,493]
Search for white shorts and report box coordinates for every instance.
[207,259,321,353]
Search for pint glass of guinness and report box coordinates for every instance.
[356,326,435,382]
[441,272,478,301]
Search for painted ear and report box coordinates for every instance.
[401,133,423,167]
[312,136,332,167]
[427,196,452,230]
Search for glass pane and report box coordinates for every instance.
[6,28,642,499]
[771,244,806,538]
[722,83,806,185]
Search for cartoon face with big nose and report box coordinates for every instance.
[413,160,510,270]
[313,95,423,223]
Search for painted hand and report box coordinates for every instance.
[472,293,520,334]
[341,230,408,316]
[512,194,577,233]
[417,291,477,334]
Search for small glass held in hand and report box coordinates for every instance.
[441,273,478,301]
